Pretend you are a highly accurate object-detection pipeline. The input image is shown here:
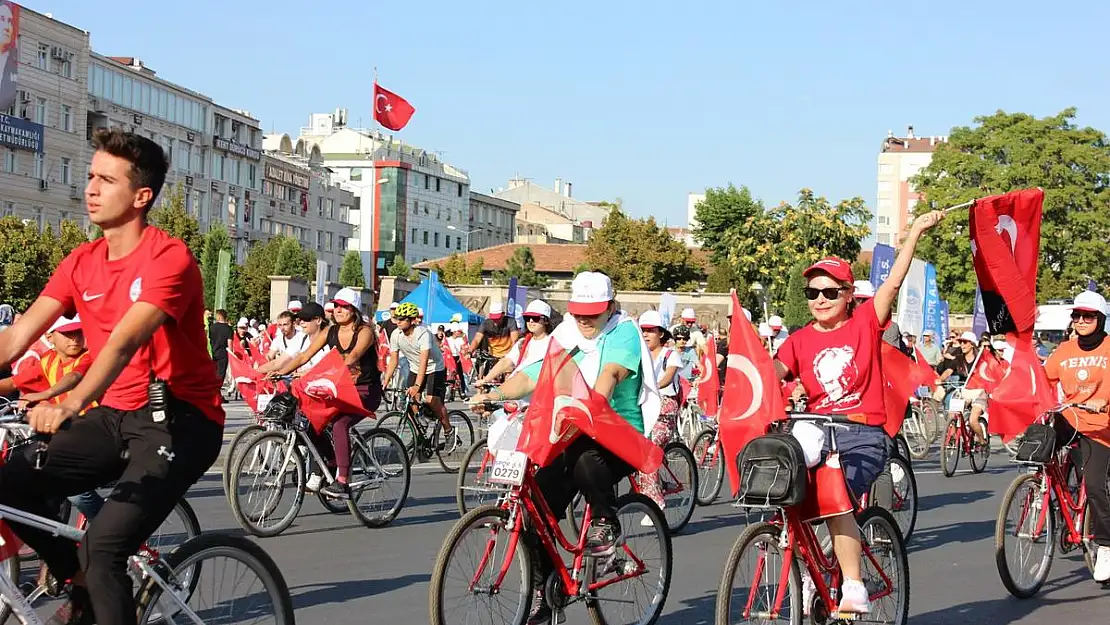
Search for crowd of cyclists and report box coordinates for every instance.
[0,128,1105,624]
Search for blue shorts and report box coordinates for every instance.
[821,424,889,499]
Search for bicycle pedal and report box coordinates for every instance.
[831,611,861,621]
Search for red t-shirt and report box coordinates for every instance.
[41,227,225,425]
[775,300,889,426]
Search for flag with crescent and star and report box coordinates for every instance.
[373,82,416,132]
[969,188,1043,336]
[292,350,371,434]
[965,348,1007,394]
[987,335,1055,441]
[718,290,785,497]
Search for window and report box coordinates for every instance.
[2,149,14,173]
[317,231,324,250]
[877,199,892,212]
[34,98,46,125]
[434,232,440,247]
[340,236,347,251]
[435,178,441,192]
[1,202,12,217]
[878,233,892,245]
[60,158,71,184]
[877,180,892,195]
[122,78,132,110]
[247,164,256,189]
[37,45,47,70]
[456,238,461,251]
[212,153,223,181]
[424,174,430,189]
[327,198,334,219]
[60,105,73,132]
[423,205,429,215]
[423,230,428,245]
[326,232,333,249]
[879,163,893,175]
[877,216,890,226]
[317,197,324,217]
[33,153,44,179]
[445,235,451,249]
[412,200,418,215]
[350,168,362,182]
[411,228,416,243]
[457,183,463,197]
[178,143,191,173]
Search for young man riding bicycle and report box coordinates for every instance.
[381,302,455,435]
[0,129,223,625]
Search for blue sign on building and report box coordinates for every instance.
[0,114,44,153]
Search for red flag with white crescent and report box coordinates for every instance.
[291,350,371,434]
[879,342,932,438]
[987,334,1055,441]
[965,349,1007,394]
[970,189,1042,335]
[373,82,416,131]
[718,290,785,496]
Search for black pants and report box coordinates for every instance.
[214,356,228,382]
[0,401,222,625]
[1055,417,1110,546]
[453,356,467,394]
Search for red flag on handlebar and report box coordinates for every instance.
[988,334,1055,441]
[291,350,371,434]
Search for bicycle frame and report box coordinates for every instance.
[269,427,385,494]
[1023,454,1089,547]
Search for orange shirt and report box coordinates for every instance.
[1045,339,1110,446]
[40,351,97,414]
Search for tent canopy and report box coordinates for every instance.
[395,272,484,325]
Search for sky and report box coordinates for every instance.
[29,0,1110,231]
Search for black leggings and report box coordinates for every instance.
[1055,418,1110,546]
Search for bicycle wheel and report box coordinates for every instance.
[456,438,506,516]
[347,427,411,528]
[229,431,306,537]
[429,505,533,625]
[586,493,672,625]
[659,442,698,533]
[857,507,910,625]
[969,437,990,474]
[871,457,918,541]
[435,410,476,473]
[223,423,265,503]
[376,411,418,465]
[995,472,1055,598]
[941,420,961,477]
[920,399,941,444]
[715,521,801,625]
[134,532,295,625]
[692,429,724,506]
[894,435,913,470]
[0,544,21,623]
[903,408,931,460]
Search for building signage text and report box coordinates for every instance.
[213,136,261,161]
[0,114,44,153]
[264,163,310,189]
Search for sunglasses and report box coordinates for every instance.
[1072,311,1099,323]
[804,287,849,301]
[524,316,545,323]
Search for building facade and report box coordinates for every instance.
[0,8,90,230]
[876,126,947,246]
[514,202,583,244]
[468,192,517,251]
[494,177,608,229]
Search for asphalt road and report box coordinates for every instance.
[199,403,1110,624]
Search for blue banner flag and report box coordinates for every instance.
[869,244,895,291]
[939,300,950,339]
[972,288,989,338]
[924,263,941,338]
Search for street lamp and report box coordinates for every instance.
[750,282,769,321]
[446,225,480,253]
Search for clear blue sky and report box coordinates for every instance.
[34,0,1110,230]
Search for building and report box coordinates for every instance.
[514,202,584,244]
[259,133,355,281]
[468,192,517,251]
[494,177,608,229]
[0,8,90,230]
[876,126,948,246]
[296,109,470,285]
[685,192,704,248]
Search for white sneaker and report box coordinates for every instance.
[1094,546,1110,583]
[801,571,816,616]
[305,473,323,492]
[838,579,871,614]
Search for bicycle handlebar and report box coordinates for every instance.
[785,412,863,427]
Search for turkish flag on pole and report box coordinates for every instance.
[965,349,1008,394]
[228,352,265,412]
[718,290,785,496]
[516,341,663,473]
[292,350,371,434]
[373,82,416,131]
[697,340,719,418]
[879,343,935,438]
[970,188,1043,336]
[988,335,1055,441]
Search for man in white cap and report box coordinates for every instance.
[467,300,520,379]
[288,300,303,314]
[766,314,789,353]
[674,307,706,348]
[323,301,335,324]
[918,329,942,367]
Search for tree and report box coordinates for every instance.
[494,247,550,288]
[0,217,56,310]
[239,236,314,321]
[200,225,232,311]
[432,253,484,285]
[572,262,592,276]
[852,258,871,283]
[338,251,367,287]
[225,264,247,318]
[387,255,418,281]
[911,108,1110,312]
[149,183,203,259]
[53,219,88,267]
[705,260,742,294]
[584,207,701,291]
[782,262,810,330]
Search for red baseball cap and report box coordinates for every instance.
[803,257,854,284]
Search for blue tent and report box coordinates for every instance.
[395,271,484,325]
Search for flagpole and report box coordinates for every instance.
[942,198,976,214]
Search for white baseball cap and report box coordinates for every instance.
[389,302,399,310]
[524,300,552,318]
[333,287,361,309]
[323,301,335,311]
[959,331,978,343]
[288,300,303,312]
[48,315,81,334]
[758,322,773,338]
[680,307,696,321]
[237,317,249,328]
[489,301,505,319]
[417,307,425,318]
[768,315,784,329]
[638,310,665,329]
[568,272,614,316]
[449,322,460,332]
[1072,291,1107,315]
[853,280,876,299]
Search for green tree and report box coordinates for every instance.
[239,236,313,321]
[432,253,484,285]
[494,246,550,288]
[338,251,367,287]
[852,258,871,283]
[912,108,1110,312]
[225,264,247,318]
[200,225,232,310]
[584,207,701,291]
[149,183,203,259]
[572,262,592,276]
[782,262,810,330]
[53,219,88,267]
[387,255,417,281]
[705,260,742,294]
[0,217,56,310]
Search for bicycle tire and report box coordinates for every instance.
[715,521,802,625]
[229,431,305,537]
[435,410,476,474]
[429,505,534,625]
[856,507,910,624]
[941,420,960,478]
[346,427,411,528]
[692,429,724,506]
[586,493,672,625]
[1082,501,1097,575]
[969,438,990,474]
[871,456,918,541]
[904,408,932,460]
[660,442,698,533]
[134,532,295,625]
[995,472,1055,598]
[0,545,20,623]
[456,438,502,516]
[376,411,418,465]
[222,423,265,503]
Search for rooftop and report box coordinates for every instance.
[881,126,948,154]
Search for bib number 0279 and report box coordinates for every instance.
[488,450,528,486]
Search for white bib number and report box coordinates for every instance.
[949,398,966,414]
[487,450,528,486]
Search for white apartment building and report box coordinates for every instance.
[259,134,355,281]
[494,177,608,229]
[468,192,517,251]
[876,126,947,246]
[297,109,470,285]
[0,8,90,230]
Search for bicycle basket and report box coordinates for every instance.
[1014,424,1055,464]
[736,433,807,507]
[261,392,297,424]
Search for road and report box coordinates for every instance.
[200,402,1110,624]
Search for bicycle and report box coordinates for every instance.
[227,392,411,537]
[995,404,1102,598]
[377,392,475,473]
[692,424,726,506]
[716,413,910,625]
[455,401,525,516]
[900,394,941,460]
[940,388,990,477]
[676,393,709,447]
[430,442,673,625]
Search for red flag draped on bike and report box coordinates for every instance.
[965,349,1007,394]
[516,341,662,473]
[292,350,371,434]
[879,342,936,438]
[718,290,785,496]
[989,336,1056,440]
[228,351,266,412]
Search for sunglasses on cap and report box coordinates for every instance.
[1072,310,1100,323]
[804,286,850,301]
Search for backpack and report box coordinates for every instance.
[736,433,808,507]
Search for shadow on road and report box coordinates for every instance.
[917,489,994,512]
[660,591,715,624]
[910,568,1109,624]
[292,573,431,609]
[909,519,995,553]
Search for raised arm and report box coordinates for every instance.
[874,210,943,326]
